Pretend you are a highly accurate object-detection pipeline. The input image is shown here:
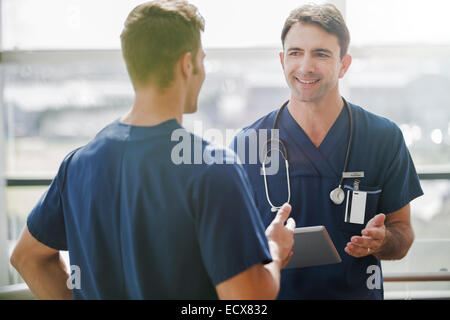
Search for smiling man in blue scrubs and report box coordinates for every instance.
[10,0,296,300]
[231,4,423,299]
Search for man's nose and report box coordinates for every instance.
[298,54,315,75]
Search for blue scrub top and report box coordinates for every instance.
[231,101,423,299]
[27,119,271,299]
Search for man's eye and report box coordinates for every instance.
[289,52,300,56]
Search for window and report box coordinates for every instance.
[1,0,449,298]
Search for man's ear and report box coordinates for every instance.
[339,54,352,79]
[279,51,285,71]
[180,52,193,79]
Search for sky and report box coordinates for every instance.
[2,0,450,50]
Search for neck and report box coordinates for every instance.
[120,85,185,126]
[287,89,344,147]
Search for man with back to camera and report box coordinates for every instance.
[230,3,423,299]
[10,0,296,299]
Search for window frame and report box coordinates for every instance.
[0,0,11,286]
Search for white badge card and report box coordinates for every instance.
[344,190,367,224]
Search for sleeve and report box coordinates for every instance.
[378,125,424,214]
[26,149,78,251]
[229,132,261,212]
[191,158,272,286]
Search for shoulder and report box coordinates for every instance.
[58,147,84,175]
[235,109,278,140]
[230,109,278,152]
[183,133,251,187]
[49,146,84,195]
[350,102,403,142]
[200,141,244,177]
[55,120,128,186]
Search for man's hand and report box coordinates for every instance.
[216,203,296,299]
[344,213,387,258]
[265,203,296,268]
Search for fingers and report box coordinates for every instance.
[284,250,294,265]
[285,217,296,232]
[366,213,385,228]
[273,203,292,224]
[350,236,383,249]
[374,213,386,226]
[345,222,387,258]
[265,203,295,269]
[345,242,371,258]
[346,225,386,258]
[361,227,385,240]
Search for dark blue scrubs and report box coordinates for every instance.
[231,101,423,299]
[27,119,271,299]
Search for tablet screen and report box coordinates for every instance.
[285,226,342,269]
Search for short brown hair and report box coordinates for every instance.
[120,0,205,89]
[281,3,350,59]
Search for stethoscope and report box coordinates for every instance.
[261,98,354,213]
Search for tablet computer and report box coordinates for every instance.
[285,226,342,269]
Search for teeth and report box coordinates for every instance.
[298,79,318,84]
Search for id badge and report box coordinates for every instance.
[344,189,367,224]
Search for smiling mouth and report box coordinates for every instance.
[296,78,320,84]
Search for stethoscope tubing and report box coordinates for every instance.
[262,98,354,211]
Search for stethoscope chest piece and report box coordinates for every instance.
[330,187,345,205]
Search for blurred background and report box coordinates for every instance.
[0,0,449,299]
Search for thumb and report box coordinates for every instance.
[368,213,385,227]
[274,203,292,224]
[285,217,296,231]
